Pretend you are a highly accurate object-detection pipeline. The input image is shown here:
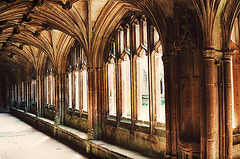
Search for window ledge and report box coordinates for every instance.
[135,121,150,128]
[120,118,131,124]
[107,116,117,121]
[155,126,165,130]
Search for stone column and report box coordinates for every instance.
[88,68,95,139]
[41,76,44,117]
[203,49,216,159]
[39,76,42,116]
[29,80,32,112]
[54,74,60,125]
[60,73,66,124]
[36,76,40,117]
[24,80,27,113]
[26,80,29,112]
[97,67,104,138]
[162,54,172,158]
[223,52,233,159]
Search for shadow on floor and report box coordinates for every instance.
[0,105,10,113]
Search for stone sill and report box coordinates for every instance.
[135,121,150,128]
[105,116,166,137]
[10,108,152,159]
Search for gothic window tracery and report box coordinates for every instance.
[66,43,88,115]
[106,14,165,128]
[44,58,54,107]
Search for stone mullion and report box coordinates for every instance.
[116,28,122,127]
[203,50,216,159]
[79,70,83,115]
[150,25,157,129]
[72,70,76,113]
[124,25,128,50]
[105,64,109,118]
[117,60,122,127]
[223,52,233,159]
[103,65,107,126]
[139,18,143,46]
[132,56,137,131]
[76,69,80,114]
[147,20,154,135]
[47,75,51,105]
[131,22,136,131]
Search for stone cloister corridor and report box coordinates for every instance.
[0,112,95,159]
[1,0,240,158]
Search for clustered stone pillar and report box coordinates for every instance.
[87,68,95,139]
[60,73,66,124]
[223,52,233,159]
[54,73,60,125]
[164,51,178,159]
[40,76,44,117]
[162,54,172,158]
[36,76,40,117]
[203,49,216,158]
[97,67,104,138]
[24,80,27,113]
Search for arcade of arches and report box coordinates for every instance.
[1,0,240,158]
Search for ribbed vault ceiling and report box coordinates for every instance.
[0,0,240,82]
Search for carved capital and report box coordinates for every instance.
[203,49,215,59]
[222,51,233,61]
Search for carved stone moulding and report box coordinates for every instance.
[179,140,200,158]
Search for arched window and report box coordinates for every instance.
[106,52,116,116]
[231,16,240,128]
[152,27,165,124]
[43,58,55,120]
[67,66,73,110]
[66,43,88,115]
[105,14,165,129]
[81,64,88,112]
[44,59,54,107]
[136,49,149,121]
[31,79,36,103]
[120,53,131,119]
[21,81,24,103]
